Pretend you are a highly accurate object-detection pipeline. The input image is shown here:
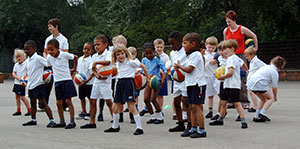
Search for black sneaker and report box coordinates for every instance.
[248,107,256,113]
[172,115,177,120]
[65,123,76,129]
[104,127,120,133]
[190,132,207,138]
[235,115,241,122]
[97,114,104,122]
[259,114,271,121]
[252,118,266,122]
[211,114,220,120]
[209,120,224,126]
[130,119,136,124]
[169,125,185,132]
[205,112,213,118]
[119,116,124,123]
[154,119,164,124]
[76,112,87,120]
[80,123,96,129]
[12,112,21,116]
[181,130,196,137]
[24,112,31,116]
[23,120,37,126]
[124,108,129,112]
[139,110,149,116]
[46,122,56,128]
[241,123,248,129]
[134,128,144,135]
[51,123,66,128]
[146,119,156,124]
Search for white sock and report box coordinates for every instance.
[182,112,187,120]
[150,114,156,120]
[157,112,163,120]
[133,114,143,129]
[112,113,119,129]
[254,109,261,118]
[260,109,267,116]
[217,112,220,115]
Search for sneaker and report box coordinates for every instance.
[80,123,96,129]
[12,111,21,116]
[235,115,241,122]
[180,130,196,137]
[209,120,224,126]
[97,114,103,122]
[119,116,124,123]
[241,123,248,129]
[46,122,56,128]
[146,119,156,124]
[65,123,76,129]
[139,110,149,116]
[124,108,129,112]
[172,115,177,120]
[24,112,31,116]
[84,116,90,120]
[169,125,185,132]
[37,107,45,112]
[76,112,87,120]
[154,119,164,124]
[104,127,120,133]
[51,123,66,128]
[259,114,271,121]
[133,128,144,135]
[205,112,213,118]
[130,119,136,124]
[211,114,220,120]
[190,132,207,138]
[22,120,37,126]
[248,107,256,113]
[252,118,266,122]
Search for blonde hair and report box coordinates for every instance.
[127,46,137,55]
[112,35,127,47]
[271,56,286,69]
[218,40,224,50]
[13,49,26,63]
[205,36,218,46]
[153,38,165,45]
[244,46,256,55]
[112,44,131,64]
[223,39,238,51]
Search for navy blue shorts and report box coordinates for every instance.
[79,85,92,99]
[219,82,224,100]
[13,84,25,96]
[114,78,135,104]
[28,84,46,99]
[158,78,168,96]
[134,89,140,97]
[55,80,77,100]
[252,90,267,94]
[187,85,206,105]
[220,88,240,102]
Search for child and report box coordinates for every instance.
[142,42,167,124]
[104,45,149,135]
[80,34,113,128]
[204,36,219,119]
[174,32,207,138]
[46,39,78,129]
[12,49,31,116]
[22,40,55,127]
[244,46,266,113]
[209,39,248,129]
[247,56,286,122]
[76,42,94,119]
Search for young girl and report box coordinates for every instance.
[247,56,286,122]
[12,49,31,116]
[142,43,167,124]
[104,45,149,135]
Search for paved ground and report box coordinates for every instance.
[0,79,299,149]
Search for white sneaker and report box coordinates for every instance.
[84,116,90,120]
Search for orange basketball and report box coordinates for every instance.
[97,65,113,77]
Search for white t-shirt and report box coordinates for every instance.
[116,59,140,79]
[247,64,278,91]
[185,51,206,87]
[89,50,112,85]
[26,53,48,90]
[224,54,244,89]
[77,56,94,85]
[204,51,218,77]
[44,34,69,51]
[159,52,170,65]
[247,56,266,80]
[166,47,187,70]
[47,51,74,82]
[218,56,227,67]
[13,61,27,85]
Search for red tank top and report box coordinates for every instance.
[226,25,245,54]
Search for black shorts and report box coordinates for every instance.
[187,85,206,105]
[114,78,135,104]
[219,82,225,99]
[220,88,240,102]
[28,84,46,99]
[134,89,140,97]
[252,90,267,94]
[13,84,25,96]
[79,85,92,99]
[54,80,77,100]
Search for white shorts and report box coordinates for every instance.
[205,77,219,96]
[173,81,187,98]
[90,84,112,100]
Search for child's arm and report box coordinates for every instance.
[140,64,150,81]
[12,72,20,82]
[174,60,194,73]
[70,55,78,75]
[242,62,249,75]
[91,61,111,71]
[272,87,277,102]
[218,67,234,80]
[81,74,94,86]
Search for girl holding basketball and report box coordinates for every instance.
[104,44,149,135]
[142,43,167,124]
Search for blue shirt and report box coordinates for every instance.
[142,56,167,78]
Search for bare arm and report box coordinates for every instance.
[242,26,258,50]
[12,72,20,82]
[272,87,277,102]
[174,60,194,73]
[223,28,227,40]
[218,67,234,80]
[70,55,78,75]
[140,64,149,79]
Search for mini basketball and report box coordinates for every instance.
[97,65,112,77]
[167,68,172,80]
[149,75,161,90]
[74,73,87,85]
[170,69,185,82]
[112,66,118,77]
[245,39,254,48]
[43,69,53,84]
[20,75,28,87]
[215,67,226,79]
[134,73,147,90]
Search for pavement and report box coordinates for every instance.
[0,79,300,149]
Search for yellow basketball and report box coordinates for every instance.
[215,67,226,79]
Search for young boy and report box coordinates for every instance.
[46,39,78,129]
[174,32,207,138]
[204,36,219,119]
[209,39,248,129]
[22,40,55,127]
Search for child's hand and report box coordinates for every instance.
[209,59,217,64]
[70,69,76,77]
[17,76,21,82]
[160,79,165,88]
[92,63,97,71]
[174,60,181,69]
[217,73,225,80]
[80,80,88,86]
[274,97,277,102]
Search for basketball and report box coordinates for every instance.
[20,75,28,87]
[112,66,118,77]
[170,69,185,82]
[97,65,112,77]
[74,73,87,85]
[43,69,53,84]
[167,68,172,80]
[215,67,226,79]
[149,75,161,90]
[134,73,147,90]
[245,39,254,48]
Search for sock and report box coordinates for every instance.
[60,118,65,124]
[150,114,156,120]
[99,108,103,115]
[182,112,187,120]
[209,108,213,112]
[217,116,224,121]
[255,109,261,118]
[157,112,163,120]
[27,108,31,113]
[17,108,21,112]
[189,127,197,133]
[133,114,142,129]
[49,119,55,123]
[143,106,148,111]
[198,128,206,134]
[187,122,192,128]
[217,112,220,115]
[241,117,246,123]
[82,109,86,113]
[32,119,37,122]
[70,118,75,124]
[260,109,267,116]
[112,113,119,129]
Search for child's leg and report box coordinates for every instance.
[99,99,105,115]
[66,98,75,119]
[172,99,177,117]
[233,102,246,121]
[105,99,113,117]
[56,100,65,122]
[249,90,258,109]
[150,89,161,112]
[128,101,143,129]
[30,98,37,119]
[15,94,21,113]
[208,96,214,111]
[143,86,154,115]
[90,99,97,124]
[174,96,183,121]
[219,100,228,118]
[157,96,164,109]
[80,98,86,113]
[195,104,205,129]
[20,96,31,111]
[190,104,197,127]
[182,97,191,122]
[38,98,53,120]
